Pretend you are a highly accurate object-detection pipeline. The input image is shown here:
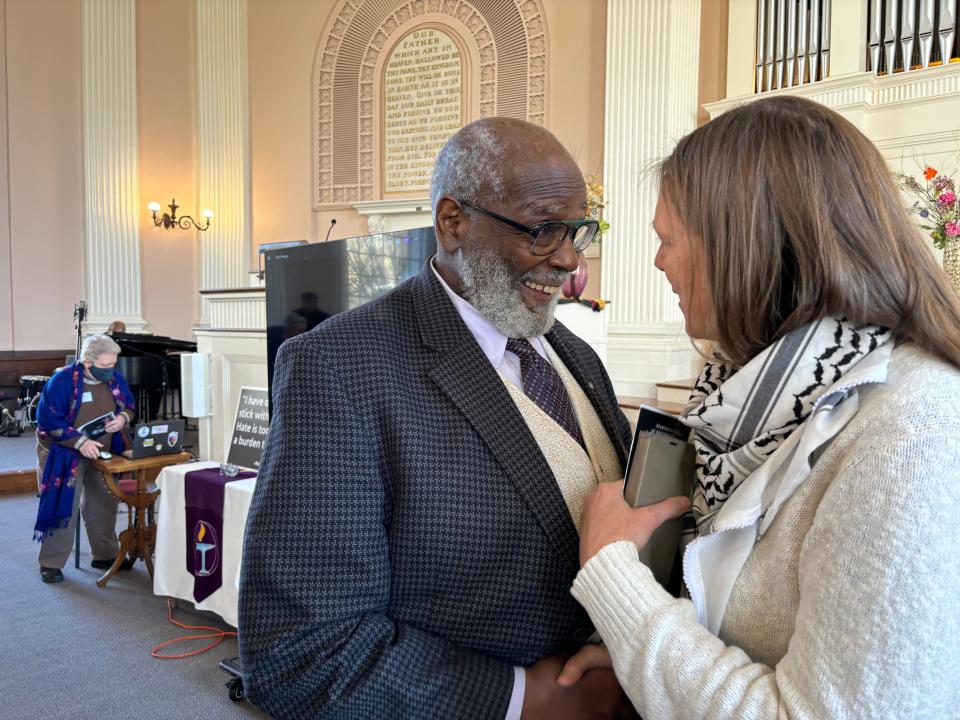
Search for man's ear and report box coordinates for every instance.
[434,198,467,254]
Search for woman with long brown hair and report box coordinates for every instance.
[558,96,960,717]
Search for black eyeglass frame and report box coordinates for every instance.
[458,199,599,256]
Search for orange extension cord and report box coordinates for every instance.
[151,597,237,659]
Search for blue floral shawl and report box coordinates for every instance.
[33,363,136,541]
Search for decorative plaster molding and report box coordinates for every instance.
[194,329,267,340]
[353,197,432,214]
[705,65,960,118]
[872,129,960,154]
[353,197,433,233]
[200,290,265,331]
[314,0,548,207]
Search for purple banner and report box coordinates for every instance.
[184,468,255,603]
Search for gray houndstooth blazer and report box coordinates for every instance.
[239,263,631,719]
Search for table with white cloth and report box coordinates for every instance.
[153,460,257,627]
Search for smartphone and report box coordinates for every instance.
[623,407,695,587]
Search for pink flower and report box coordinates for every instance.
[945,222,960,237]
[939,191,957,206]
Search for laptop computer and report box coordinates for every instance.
[130,419,186,458]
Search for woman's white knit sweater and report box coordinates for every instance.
[572,345,960,719]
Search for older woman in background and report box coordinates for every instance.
[559,96,960,718]
[34,334,136,583]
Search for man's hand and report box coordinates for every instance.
[520,653,635,719]
[104,414,126,433]
[79,439,103,459]
[556,644,613,687]
[580,481,689,567]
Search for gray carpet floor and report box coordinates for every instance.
[0,491,266,719]
[0,431,39,473]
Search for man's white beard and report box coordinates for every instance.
[459,244,569,338]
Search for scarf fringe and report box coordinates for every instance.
[33,515,72,543]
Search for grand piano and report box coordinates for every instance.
[110,332,197,420]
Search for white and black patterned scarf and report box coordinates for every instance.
[681,317,893,535]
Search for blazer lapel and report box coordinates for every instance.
[411,266,580,565]
[546,326,629,468]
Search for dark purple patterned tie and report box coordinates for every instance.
[506,338,584,447]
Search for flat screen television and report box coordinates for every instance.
[264,226,436,408]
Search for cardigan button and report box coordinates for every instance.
[572,627,592,641]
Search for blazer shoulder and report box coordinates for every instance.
[549,321,605,368]
[549,321,586,347]
[281,279,418,359]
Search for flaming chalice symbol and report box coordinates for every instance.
[195,522,216,576]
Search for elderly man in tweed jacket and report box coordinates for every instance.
[239,118,634,719]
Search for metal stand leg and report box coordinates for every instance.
[74,504,81,569]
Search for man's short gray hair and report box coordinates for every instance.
[430,120,507,217]
[81,334,121,363]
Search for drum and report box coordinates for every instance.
[18,374,50,403]
[26,393,41,427]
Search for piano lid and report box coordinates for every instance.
[110,332,197,355]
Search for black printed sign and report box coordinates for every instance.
[227,387,269,470]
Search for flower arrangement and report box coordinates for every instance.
[897,166,958,250]
[556,172,611,311]
[584,174,610,239]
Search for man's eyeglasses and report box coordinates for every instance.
[458,200,599,256]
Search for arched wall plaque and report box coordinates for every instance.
[382,27,464,194]
[313,0,548,207]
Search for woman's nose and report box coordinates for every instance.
[653,246,666,272]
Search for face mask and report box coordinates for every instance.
[89,365,114,383]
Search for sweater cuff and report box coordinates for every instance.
[571,540,676,643]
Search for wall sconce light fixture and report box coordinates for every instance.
[147,198,214,231]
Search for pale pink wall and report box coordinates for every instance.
[0,0,12,350]
[247,0,353,268]
[5,0,84,351]
[542,0,607,178]
[698,0,729,126]
[137,0,198,340]
[539,0,608,301]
